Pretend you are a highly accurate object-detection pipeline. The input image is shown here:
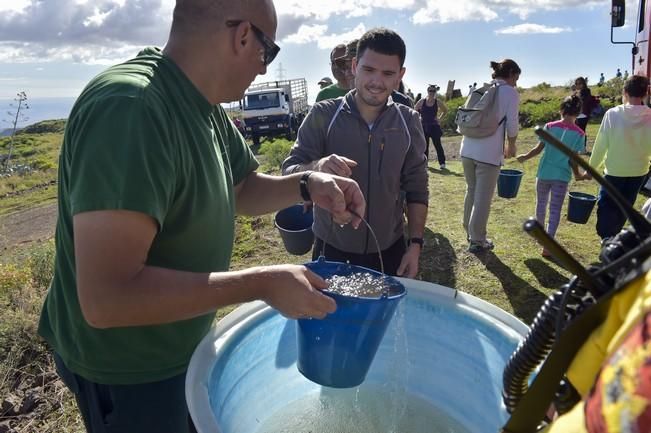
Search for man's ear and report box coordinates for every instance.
[232,21,252,55]
[352,57,358,76]
[399,67,406,81]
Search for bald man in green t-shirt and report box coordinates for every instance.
[37,1,365,432]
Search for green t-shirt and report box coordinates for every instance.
[315,84,349,102]
[38,47,259,385]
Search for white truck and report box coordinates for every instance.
[241,78,309,146]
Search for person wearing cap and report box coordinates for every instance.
[315,40,357,102]
[283,28,428,278]
[317,77,333,89]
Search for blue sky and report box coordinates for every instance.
[0,0,640,107]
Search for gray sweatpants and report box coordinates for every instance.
[462,157,501,243]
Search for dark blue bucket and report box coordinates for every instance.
[297,258,406,388]
[567,191,597,224]
[274,205,314,255]
[497,169,524,199]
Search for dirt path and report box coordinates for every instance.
[0,203,57,254]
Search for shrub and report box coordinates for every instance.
[32,157,55,170]
[28,240,55,289]
[532,82,552,91]
[440,97,465,134]
[259,138,293,171]
[519,98,563,128]
[0,263,32,294]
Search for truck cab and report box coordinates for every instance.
[240,79,308,146]
[611,0,651,78]
[634,0,650,77]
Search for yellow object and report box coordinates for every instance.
[546,269,651,432]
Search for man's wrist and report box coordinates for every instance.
[408,237,424,249]
[299,171,313,202]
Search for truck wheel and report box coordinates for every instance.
[251,134,260,147]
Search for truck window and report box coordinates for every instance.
[244,93,281,110]
[640,0,646,32]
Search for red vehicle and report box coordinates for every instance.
[611,0,651,78]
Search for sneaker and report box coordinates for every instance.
[440,164,447,170]
[468,239,495,253]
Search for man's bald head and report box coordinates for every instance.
[171,0,276,38]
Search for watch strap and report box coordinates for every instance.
[409,237,424,247]
[299,171,313,202]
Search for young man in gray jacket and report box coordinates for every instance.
[282,28,429,277]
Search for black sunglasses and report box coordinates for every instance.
[226,20,280,66]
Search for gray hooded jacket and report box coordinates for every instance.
[282,91,429,254]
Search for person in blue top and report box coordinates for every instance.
[517,95,587,257]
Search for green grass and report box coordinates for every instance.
[0,123,63,216]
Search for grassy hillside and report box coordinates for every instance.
[0,120,64,216]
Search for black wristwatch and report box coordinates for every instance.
[409,237,424,248]
[299,171,313,202]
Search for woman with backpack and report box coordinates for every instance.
[415,84,448,168]
[516,95,586,257]
[459,59,521,253]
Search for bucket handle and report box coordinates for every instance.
[321,209,389,295]
[322,209,384,275]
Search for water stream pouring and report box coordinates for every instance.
[297,209,406,388]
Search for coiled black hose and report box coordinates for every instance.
[502,283,585,413]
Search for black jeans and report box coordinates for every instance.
[596,174,646,239]
[312,236,406,276]
[54,354,197,433]
[424,124,445,165]
[575,117,589,152]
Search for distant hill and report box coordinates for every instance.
[0,96,75,129]
[0,128,15,137]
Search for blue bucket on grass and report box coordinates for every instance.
[297,257,406,388]
[567,191,597,224]
[274,205,314,255]
[497,169,524,199]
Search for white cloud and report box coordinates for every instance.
[282,24,328,44]
[495,23,572,34]
[0,0,31,13]
[0,0,618,64]
[0,0,172,63]
[485,0,603,19]
[412,1,498,24]
[282,23,366,49]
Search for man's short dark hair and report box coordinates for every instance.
[356,28,406,67]
[624,75,650,98]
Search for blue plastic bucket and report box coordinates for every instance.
[567,191,597,224]
[274,205,314,255]
[497,169,524,199]
[296,258,406,388]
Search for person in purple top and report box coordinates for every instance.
[415,84,448,168]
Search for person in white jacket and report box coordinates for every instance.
[586,75,651,240]
[460,59,521,253]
